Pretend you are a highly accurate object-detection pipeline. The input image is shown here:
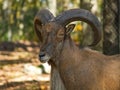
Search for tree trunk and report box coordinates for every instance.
[103,0,120,55]
[48,0,56,16]
[118,0,120,54]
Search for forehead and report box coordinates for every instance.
[43,22,62,33]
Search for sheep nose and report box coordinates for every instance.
[39,52,45,58]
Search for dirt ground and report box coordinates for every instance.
[0,41,50,90]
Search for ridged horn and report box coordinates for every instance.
[55,9,102,46]
[34,9,54,41]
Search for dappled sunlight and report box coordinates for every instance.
[0,41,50,90]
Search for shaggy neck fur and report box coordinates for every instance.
[50,38,120,90]
[53,39,120,90]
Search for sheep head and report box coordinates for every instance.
[34,9,102,63]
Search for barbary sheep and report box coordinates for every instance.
[34,9,120,90]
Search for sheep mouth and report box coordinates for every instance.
[39,54,51,63]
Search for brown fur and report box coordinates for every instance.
[38,22,120,90]
[34,11,120,89]
[57,39,120,90]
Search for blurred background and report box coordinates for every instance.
[0,0,119,90]
[0,0,103,42]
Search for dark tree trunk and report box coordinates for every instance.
[103,0,120,55]
[118,0,120,54]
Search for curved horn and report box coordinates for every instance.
[55,9,102,46]
[34,9,54,41]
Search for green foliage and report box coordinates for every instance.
[0,0,103,42]
[0,0,46,41]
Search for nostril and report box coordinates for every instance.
[39,52,45,58]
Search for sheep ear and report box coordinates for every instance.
[66,24,75,35]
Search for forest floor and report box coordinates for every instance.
[0,41,50,90]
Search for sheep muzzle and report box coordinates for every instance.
[39,52,51,63]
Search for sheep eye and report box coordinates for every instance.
[58,33,64,37]
[57,30,64,38]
